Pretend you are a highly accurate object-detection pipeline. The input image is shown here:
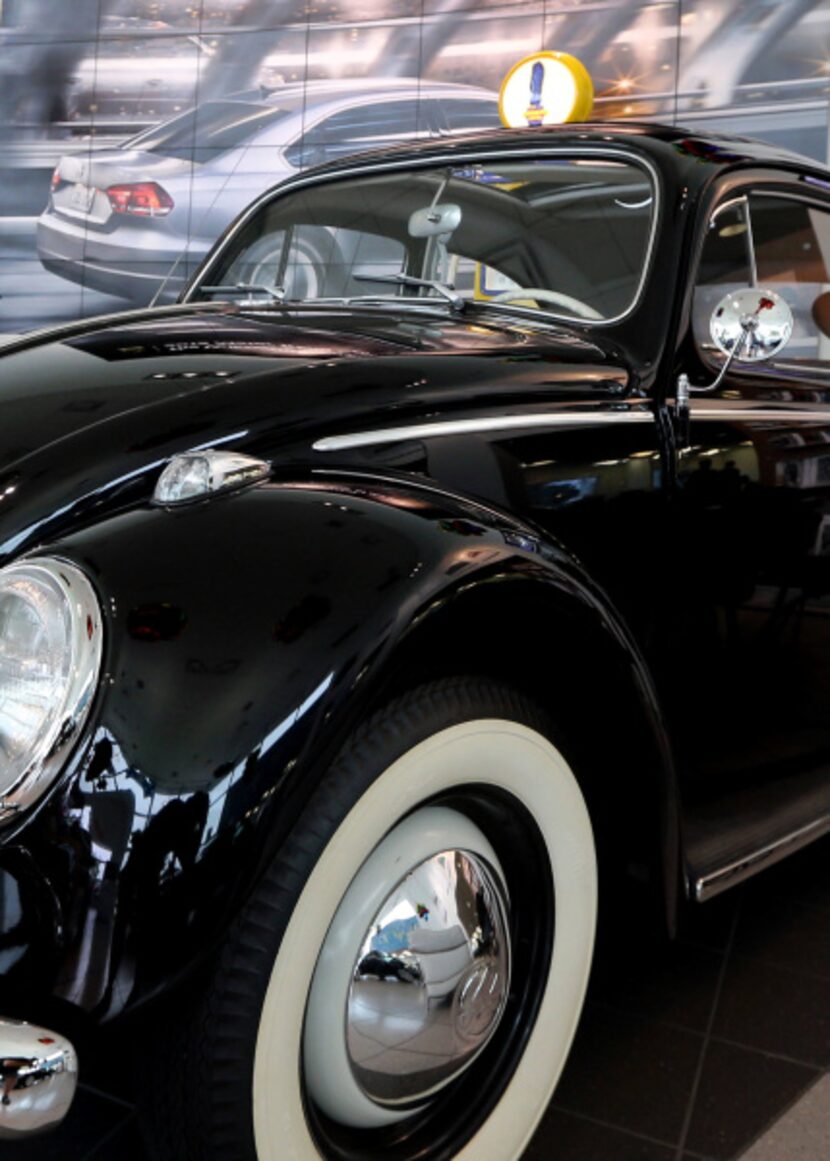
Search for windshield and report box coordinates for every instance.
[192,155,656,322]
[126,101,294,164]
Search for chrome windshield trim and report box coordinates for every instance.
[313,408,655,452]
[185,146,661,331]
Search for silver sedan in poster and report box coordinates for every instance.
[37,78,500,304]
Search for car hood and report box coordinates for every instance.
[0,303,630,561]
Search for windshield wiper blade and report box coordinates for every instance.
[353,273,465,313]
[200,283,285,301]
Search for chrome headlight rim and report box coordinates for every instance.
[0,557,103,823]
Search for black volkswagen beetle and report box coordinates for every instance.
[1,123,829,1159]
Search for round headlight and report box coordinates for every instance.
[0,558,102,820]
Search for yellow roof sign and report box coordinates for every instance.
[499,51,594,128]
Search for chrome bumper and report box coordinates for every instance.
[0,1018,77,1138]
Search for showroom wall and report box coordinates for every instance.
[1,0,830,333]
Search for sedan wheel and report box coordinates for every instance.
[238,227,345,300]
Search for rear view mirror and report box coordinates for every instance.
[408,203,462,239]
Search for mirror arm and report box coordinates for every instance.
[688,322,750,394]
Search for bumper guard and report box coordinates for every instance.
[0,1018,77,1138]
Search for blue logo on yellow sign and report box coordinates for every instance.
[499,51,594,128]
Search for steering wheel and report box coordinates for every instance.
[491,288,603,321]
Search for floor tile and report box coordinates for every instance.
[588,936,724,1033]
[736,1073,830,1160]
[683,1040,818,1160]
[677,889,741,953]
[713,954,830,1068]
[552,1005,702,1145]
[733,894,830,982]
[524,1107,675,1160]
[745,838,830,915]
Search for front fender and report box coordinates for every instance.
[0,473,677,1024]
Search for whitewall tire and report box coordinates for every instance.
[253,707,597,1159]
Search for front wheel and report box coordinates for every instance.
[145,679,597,1161]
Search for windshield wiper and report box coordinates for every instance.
[200,283,285,301]
[353,273,465,313]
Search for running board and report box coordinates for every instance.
[684,767,830,902]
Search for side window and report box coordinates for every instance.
[694,193,830,366]
[439,100,502,135]
[749,194,830,363]
[693,200,753,356]
[284,101,434,169]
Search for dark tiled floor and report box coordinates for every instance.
[6,838,829,1160]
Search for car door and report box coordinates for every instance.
[667,179,830,894]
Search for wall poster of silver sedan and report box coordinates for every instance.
[2,121,830,1158]
[37,79,500,306]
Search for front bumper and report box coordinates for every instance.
[0,1018,77,1138]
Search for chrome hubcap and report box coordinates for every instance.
[346,848,511,1107]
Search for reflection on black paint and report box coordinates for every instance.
[273,594,331,643]
[127,603,188,642]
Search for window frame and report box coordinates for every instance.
[186,145,662,330]
[693,181,830,376]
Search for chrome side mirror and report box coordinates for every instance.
[710,287,793,362]
[692,288,794,393]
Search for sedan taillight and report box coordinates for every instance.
[50,167,61,190]
[106,182,174,217]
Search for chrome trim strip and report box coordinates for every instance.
[185,146,661,331]
[752,187,830,211]
[745,198,758,289]
[313,409,655,452]
[709,195,757,285]
[694,814,830,903]
[769,359,830,374]
[689,409,830,422]
[710,194,748,223]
